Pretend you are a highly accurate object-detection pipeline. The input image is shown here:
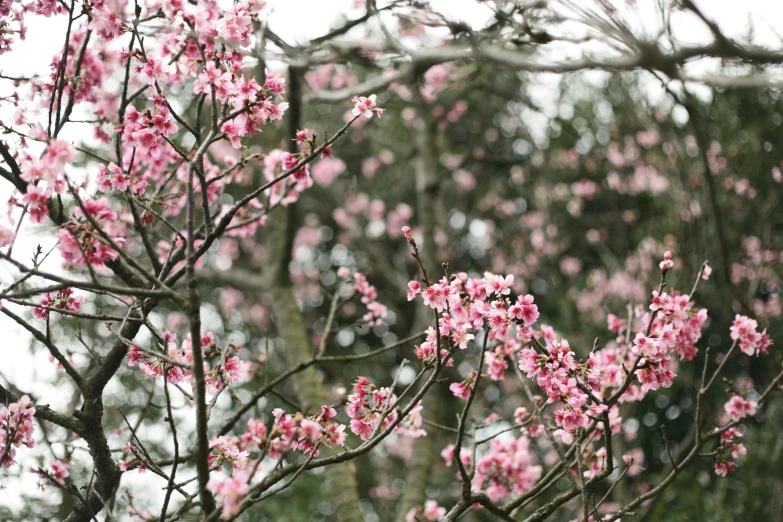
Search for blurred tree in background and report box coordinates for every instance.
[1,1,782,521]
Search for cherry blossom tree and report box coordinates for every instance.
[1,1,782,521]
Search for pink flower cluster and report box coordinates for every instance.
[449,370,476,399]
[730,314,772,356]
[658,292,709,361]
[121,100,179,160]
[346,377,398,440]
[472,436,543,502]
[57,197,122,267]
[214,1,255,46]
[128,332,184,384]
[396,401,426,438]
[34,460,70,489]
[405,500,446,522]
[90,0,124,40]
[337,268,388,325]
[485,340,518,381]
[512,252,709,443]
[207,471,250,518]
[11,141,77,225]
[96,162,149,195]
[352,94,384,119]
[206,354,251,395]
[409,268,542,375]
[2,3,306,278]
[295,407,348,456]
[332,194,411,239]
[199,402,348,517]
[48,459,70,485]
[723,395,757,423]
[33,287,84,319]
[345,375,449,441]
[594,266,709,409]
[217,72,289,149]
[441,443,472,468]
[14,185,49,226]
[0,395,36,468]
[127,331,250,392]
[239,406,346,462]
[19,139,74,197]
[209,435,250,470]
[261,148,312,208]
[519,339,597,442]
[0,1,35,55]
[714,427,747,476]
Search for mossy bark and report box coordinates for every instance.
[257,66,365,521]
[394,84,446,522]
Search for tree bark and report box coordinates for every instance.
[256,66,365,522]
[394,81,446,522]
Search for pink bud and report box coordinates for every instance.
[402,226,414,244]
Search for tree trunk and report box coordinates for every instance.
[256,66,365,522]
[394,81,446,522]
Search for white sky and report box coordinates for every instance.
[0,0,781,516]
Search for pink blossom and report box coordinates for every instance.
[407,280,422,301]
[350,418,374,440]
[650,290,671,312]
[440,443,471,468]
[265,71,286,95]
[514,407,529,425]
[405,500,446,521]
[730,314,771,356]
[241,418,268,446]
[555,408,588,433]
[322,423,347,448]
[48,460,70,485]
[221,119,245,149]
[97,163,130,193]
[0,395,36,468]
[0,225,13,247]
[22,185,51,224]
[396,401,427,438]
[421,282,449,312]
[487,273,514,295]
[512,294,539,325]
[472,436,542,501]
[33,288,83,319]
[300,419,322,442]
[632,333,658,357]
[486,350,508,380]
[352,94,384,119]
[449,381,471,400]
[295,129,309,144]
[216,6,253,45]
[311,157,346,185]
[209,435,249,470]
[451,324,474,349]
[714,460,737,477]
[723,395,758,422]
[346,377,397,440]
[208,471,251,518]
